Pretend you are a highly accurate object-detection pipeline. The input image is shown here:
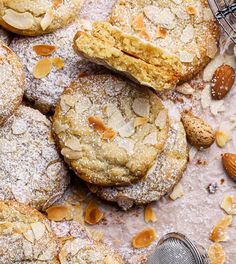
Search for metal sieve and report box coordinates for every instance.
[147,233,210,264]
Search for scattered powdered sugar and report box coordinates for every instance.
[0,105,70,211]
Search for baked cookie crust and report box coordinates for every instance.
[53,74,169,186]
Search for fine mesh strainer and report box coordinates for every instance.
[147,233,210,264]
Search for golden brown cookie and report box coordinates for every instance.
[0,200,59,263]
[53,74,169,186]
[88,110,188,210]
[0,42,24,125]
[0,0,84,36]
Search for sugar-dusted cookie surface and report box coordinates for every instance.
[0,201,59,263]
[0,42,24,125]
[88,111,188,210]
[0,0,84,36]
[53,74,169,186]
[10,19,100,114]
[108,0,219,82]
[0,105,70,211]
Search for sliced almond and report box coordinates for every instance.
[179,51,194,63]
[85,201,104,225]
[74,97,92,114]
[90,229,104,241]
[107,110,126,131]
[134,117,148,128]
[53,0,63,8]
[102,128,117,141]
[156,26,167,38]
[52,57,65,70]
[132,98,150,118]
[118,120,135,138]
[216,131,230,148]
[220,195,236,215]
[33,45,56,56]
[33,58,53,79]
[2,9,34,30]
[115,137,135,155]
[132,13,145,31]
[132,227,156,249]
[46,205,72,221]
[143,132,158,145]
[61,147,82,160]
[88,116,106,132]
[139,29,151,41]
[144,205,157,223]
[209,215,232,242]
[155,110,167,130]
[186,6,196,15]
[30,222,46,241]
[208,243,225,264]
[176,83,194,95]
[23,229,35,243]
[180,25,194,44]
[65,136,81,151]
[40,9,55,31]
[169,183,184,200]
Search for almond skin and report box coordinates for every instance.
[211,64,235,100]
[181,112,215,149]
[222,153,236,181]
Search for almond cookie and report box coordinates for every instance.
[0,105,70,210]
[0,200,59,263]
[0,42,24,125]
[10,19,100,114]
[53,74,169,186]
[0,0,84,36]
[88,111,188,210]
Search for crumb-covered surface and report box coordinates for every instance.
[0,105,70,211]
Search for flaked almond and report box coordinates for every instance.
[143,132,158,145]
[134,117,148,127]
[144,205,157,223]
[40,9,55,31]
[132,13,145,31]
[118,120,135,138]
[52,57,65,70]
[30,222,46,241]
[46,205,72,221]
[23,229,35,243]
[102,128,117,141]
[220,195,236,215]
[176,83,194,96]
[88,116,106,132]
[155,110,167,130]
[85,201,104,225]
[156,26,167,38]
[33,45,56,56]
[222,153,236,181]
[132,227,156,249]
[139,29,151,41]
[186,6,196,15]
[211,64,235,100]
[3,9,34,30]
[33,58,53,79]
[209,215,232,242]
[61,147,82,160]
[132,98,150,118]
[181,112,215,149]
[208,243,225,264]
[169,183,184,200]
[53,0,63,8]
[215,131,230,148]
[65,136,81,151]
[90,229,104,241]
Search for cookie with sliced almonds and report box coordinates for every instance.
[53,74,169,186]
[0,105,70,210]
[0,0,84,36]
[0,200,59,263]
[0,42,24,125]
[88,114,188,210]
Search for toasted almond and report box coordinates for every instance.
[23,229,35,243]
[220,195,236,215]
[143,132,158,145]
[186,6,196,15]
[52,57,65,70]
[176,83,194,95]
[169,183,184,200]
[144,205,157,223]
[156,26,167,38]
[155,110,167,130]
[216,131,230,148]
[118,120,135,138]
[85,201,104,225]
[132,227,156,249]
[132,98,150,118]
[222,153,236,181]
[46,205,72,221]
[208,243,225,264]
[102,128,117,141]
[53,0,63,8]
[132,13,145,31]
[3,9,34,30]
[40,9,55,31]
[209,215,232,242]
[88,116,106,132]
[181,112,215,149]
[33,58,53,79]
[33,45,56,56]
[30,222,46,241]
[139,29,151,41]
[179,51,194,63]
[134,117,148,128]
[206,36,218,59]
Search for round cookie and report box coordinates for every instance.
[10,19,100,114]
[88,112,188,210]
[0,105,70,211]
[0,42,24,125]
[0,201,59,263]
[0,0,84,36]
[53,74,169,186]
[108,0,219,82]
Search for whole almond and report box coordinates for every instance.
[181,112,215,149]
[211,64,235,100]
[222,153,236,181]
